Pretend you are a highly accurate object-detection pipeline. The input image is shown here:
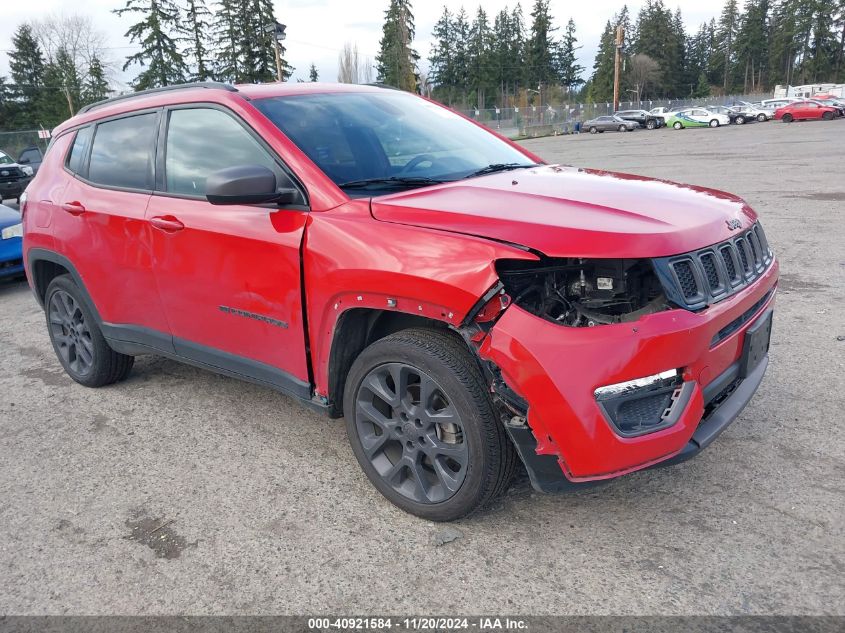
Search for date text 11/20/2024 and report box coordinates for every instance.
[307,617,529,631]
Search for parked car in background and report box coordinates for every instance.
[730,102,770,122]
[706,105,755,125]
[0,201,24,279]
[755,98,803,119]
[665,108,731,129]
[805,99,844,117]
[17,146,44,175]
[774,101,838,122]
[614,109,663,129]
[584,115,639,133]
[0,150,34,203]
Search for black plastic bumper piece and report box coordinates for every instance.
[504,424,603,493]
[507,352,770,492]
[651,354,768,469]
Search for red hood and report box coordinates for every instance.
[370,165,758,258]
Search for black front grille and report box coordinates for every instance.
[0,167,23,183]
[653,222,773,311]
[701,253,720,290]
[674,260,698,299]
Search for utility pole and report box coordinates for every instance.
[265,22,287,82]
[612,24,624,114]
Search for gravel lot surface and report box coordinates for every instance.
[1,120,843,615]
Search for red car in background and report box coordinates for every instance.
[774,101,838,122]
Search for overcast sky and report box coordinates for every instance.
[0,0,721,87]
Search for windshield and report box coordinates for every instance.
[0,151,14,165]
[254,91,536,192]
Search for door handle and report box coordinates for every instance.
[61,201,86,215]
[149,215,185,233]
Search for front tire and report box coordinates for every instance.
[822,111,834,121]
[589,126,597,134]
[782,113,794,123]
[618,124,627,132]
[646,119,656,130]
[757,113,767,122]
[45,275,134,387]
[709,119,720,127]
[344,328,517,521]
[736,116,746,125]
[673,121,683,129]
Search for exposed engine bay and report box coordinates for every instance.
[496,258,669,327]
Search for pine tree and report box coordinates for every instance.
[558,18,585,94]
[467,7,492,108]
[82,55,111,105]
[40,48,81,124]
[712,0,741,92]
[212,0,240,81]
[183,0,213,81]
[429,6,457,102]
[525,0,559,90]
[376,0,419,92]
[734,0,769,92]
[309,63,319,82]
[588,20,616,102]
[8,24,45,126]
[114,0,188,90]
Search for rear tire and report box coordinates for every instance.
[343,328,517,521]
[44,275,134,387]
[782,113,793,123]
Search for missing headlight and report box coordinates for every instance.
[496,257,669,327]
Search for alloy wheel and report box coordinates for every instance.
[354,362,469,504]
[48,289,94,376]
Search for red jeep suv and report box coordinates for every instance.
[22,83,778,520]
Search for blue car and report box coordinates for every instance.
[0,202,24,279]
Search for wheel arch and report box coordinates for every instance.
[27,249,102,322]
[325,307,470,417]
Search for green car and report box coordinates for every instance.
[665,108,731,129]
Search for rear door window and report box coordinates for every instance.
[88,113,158,190]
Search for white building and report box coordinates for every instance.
[774,83,845,99]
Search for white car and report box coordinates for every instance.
[755,98,803,119]
[664,107,731,129]
[730,102,770,122]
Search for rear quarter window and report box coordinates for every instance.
[66,126,93,175]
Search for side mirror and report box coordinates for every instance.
[206,165,302,206]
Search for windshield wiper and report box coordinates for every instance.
[463,163,539,179]
[338,176,447,190]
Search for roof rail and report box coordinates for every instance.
[77,82,239,115]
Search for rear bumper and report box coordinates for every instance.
[479,258,778,487]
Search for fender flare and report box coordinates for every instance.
[26,248,103,323]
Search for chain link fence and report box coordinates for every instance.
[0,130,48,160]
[458,93,772,138]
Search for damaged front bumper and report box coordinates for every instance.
[478,258,778,492]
